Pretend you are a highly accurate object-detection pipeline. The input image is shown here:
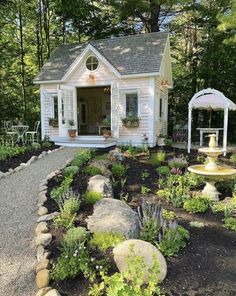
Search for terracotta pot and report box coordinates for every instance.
[68,129,77,139]
[103,129,111,142]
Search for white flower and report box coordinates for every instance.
[99,266,103,269]
[91,257,95,262]
[96,265,99,270]
[65,255,68,258]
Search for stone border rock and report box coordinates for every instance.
[0,147,64,180]
[35,158,74,296]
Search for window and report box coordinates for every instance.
[52,96,58,119]
[159,98,163,118]
[126,93,138,117]
[86,55,99,71]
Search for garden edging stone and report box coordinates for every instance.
[0,146,64,178]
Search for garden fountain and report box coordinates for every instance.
[188,134,236,201]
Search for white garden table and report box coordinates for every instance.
[11,125,29,144]
[196,127,224,147]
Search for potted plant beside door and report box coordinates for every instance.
[68,119,77,139]
[101,116,111,141]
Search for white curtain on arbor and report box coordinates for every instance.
[188,88,236,153]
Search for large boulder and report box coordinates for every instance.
[87,175,113,198]
[109,149,125,162]
[89,159,112,177]
[113,239,167,283]
[86,198,139,238]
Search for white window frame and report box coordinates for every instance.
[121,88,141,118]
[85,55,99,72]
[50,94,58,119]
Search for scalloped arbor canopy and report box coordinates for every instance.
[187,88,236,153]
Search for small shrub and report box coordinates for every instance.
[168,156,188,169]
[211,201,226,213]
[230,153,236,164]
[84,165,102,176]
[63,197,80,215]
[90,232,125,251]
[31,142,41,150]
[141,170,149,181]
[224,217,236,231]
[164,138,172,147]
[71,149,94,168]
[197,154,206,164]
[170,167,183,175]
[83,191,103,205]
[111,163,127,178]
[183,194,210,213]
[158,226,189,257]
[162,209,176,221]
[156,166,170,176]
[63,166,79,177]
[95,153,108,160]
[41,138,52,148]
[63,227,88,249]
[150,151,165,166]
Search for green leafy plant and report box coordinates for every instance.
[41,136,52,148]
[150,150,165,166]
[111,163,127,178]
[31,142,41,150]
[89,232,125,252]
[197,154,206,163]
[83,191,103,205]
[84,165,102,176]
[230,153,236,164]
[53,211,76,229]
[141,170,150,181]
[62,227,88,250]
[95,153,108,160]
[141,186,151,194]
[158,226,189,257]
[0,144,27,161]
[71,149,94,168]
[63,165,79,177]
[50,176,73,202]
[156,166,170,176]
[63,197,80,215]
[224,217,236,231]
[211,201,226,213]
[162,209,176,221]
[89,247,161,296]
[183,194,210,213]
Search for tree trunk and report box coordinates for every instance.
[149,0,160,32]
[36,0,43,69]
[18,4,27,119]
[42,0,50,58]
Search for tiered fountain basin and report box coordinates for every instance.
[188,134,236,201]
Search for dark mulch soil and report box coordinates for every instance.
[0,144,59,173]
[45,147,236,296]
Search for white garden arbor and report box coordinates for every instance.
[188,88,236,153]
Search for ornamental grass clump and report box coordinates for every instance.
[83,191,103,205]
[63,165,79,177]
[150,150,166,166]
[89,232,125,252]
[111,163,127,178]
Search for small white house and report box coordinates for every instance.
[34,32,172,148]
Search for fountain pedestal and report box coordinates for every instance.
[188,134,236,201]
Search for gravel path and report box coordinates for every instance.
[0,147,79,296]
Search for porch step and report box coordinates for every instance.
[54,139,116,149]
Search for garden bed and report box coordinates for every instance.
[0,143,60,173]
[42,147,236,296]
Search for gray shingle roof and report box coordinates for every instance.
[34,32,168,82]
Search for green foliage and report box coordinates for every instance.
[158,226,190,257]
[150,151,165,166]
[63,166,79,177]
[63,197,80,215]
[141,186,151,194]
[53,211,76,229]
[230,154,236,164]
[224,217,236,231]
[111,163,127,178]
[89,247,161,296]
[141,170,150,181]
[156,166,170,176]
[94,153,108,160]
[168,156,188,169]
[0,144,27,161]
[63,227,88,249]
[84,165,102,176]
[41,138,52,148]
[50,176,73,202]
[83,191,103,205]
[89,232,125,252]
[31,142,41,150]
[197,155,206,164]
[183,194,210,213]
[71,149,94,168]
[211,201,226,213]
[139,217,160,243]
[162,209,176,221]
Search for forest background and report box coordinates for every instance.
[0,0,235,140]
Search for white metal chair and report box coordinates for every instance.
[6,125,18,145]
[26,121,40,143]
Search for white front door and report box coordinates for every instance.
[58,86,77,137]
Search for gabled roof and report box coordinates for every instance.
[34,32,169,83]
